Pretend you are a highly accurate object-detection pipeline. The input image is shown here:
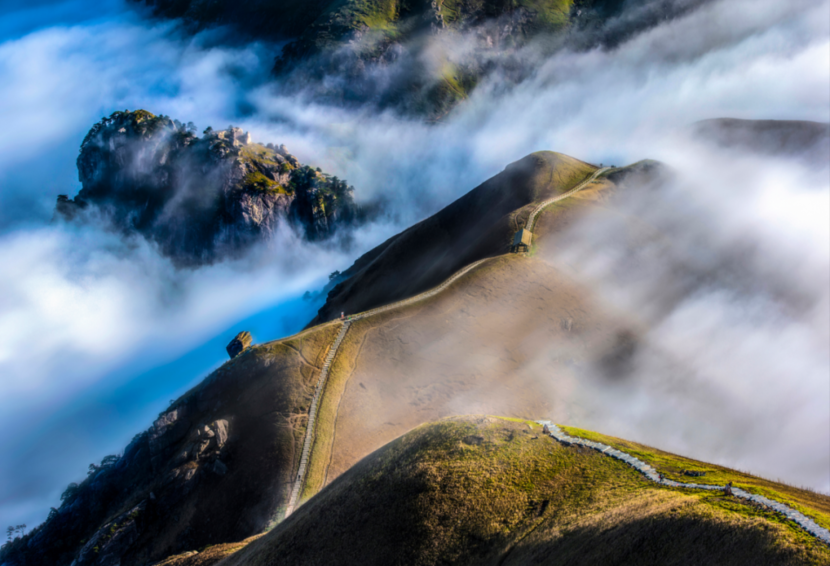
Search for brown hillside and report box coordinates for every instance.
[300,173,633,500]
[308,151,597,325]
[119,325,341,565]
[9,151,610,566]
[219,417,830,566]
[13,152,720,566]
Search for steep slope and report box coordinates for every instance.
[4,150,641,566]
[220,417,830,566]
[56,110,361,266]
[0,324,340,566]
[17,149,817,566]
[309,151,596,324]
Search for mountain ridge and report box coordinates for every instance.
[307,151,597,326]
[5,139,825,565]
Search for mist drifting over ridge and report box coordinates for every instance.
[0,0,827,537]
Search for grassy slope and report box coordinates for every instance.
[561,425,830,532]
[310,151,596,325]
[300,257,498,502]
[152,535,264,566]
[299,152,605,501]
[220,417,830,566]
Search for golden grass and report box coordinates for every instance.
[299,258,502,503]
[561,425,830,531]
[153,535,264,566]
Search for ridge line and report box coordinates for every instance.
[537,421,830,545]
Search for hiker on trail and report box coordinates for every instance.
[724,482,733,496]
[341,312,345,320]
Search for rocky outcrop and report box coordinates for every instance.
[55,110,362,266]
[0,394,240,566]
[70,502,147,566]
[172,420,230,468]
[226,331,252,359]
[149,407,191,459]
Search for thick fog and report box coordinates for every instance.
[0,0,828,535]
[545,140,829,491]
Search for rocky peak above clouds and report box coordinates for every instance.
[56,110,363,266]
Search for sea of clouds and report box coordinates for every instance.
[0,0,827,533]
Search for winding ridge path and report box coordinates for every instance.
[284,321,351,516]
[524,166,610,232]
[283,164,829,547]
[538,421,830,545]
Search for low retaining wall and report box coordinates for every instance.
[538,421,830,545]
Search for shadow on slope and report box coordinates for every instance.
[0,325,339,566]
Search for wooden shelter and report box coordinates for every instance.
[511,229,533,253]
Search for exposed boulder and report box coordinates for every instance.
[211,419,229,447]
[70,501,146,566]
[226,331,252,359]
[172,419,230,467]
[148,407,191,457]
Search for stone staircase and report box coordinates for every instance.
[284,320,351,517]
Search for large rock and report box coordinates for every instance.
[211,419,229,447]
[171,419,230,467]
[226,331,252,359]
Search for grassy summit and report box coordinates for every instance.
[222,417,830,566]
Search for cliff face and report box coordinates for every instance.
[56,110,361,266]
